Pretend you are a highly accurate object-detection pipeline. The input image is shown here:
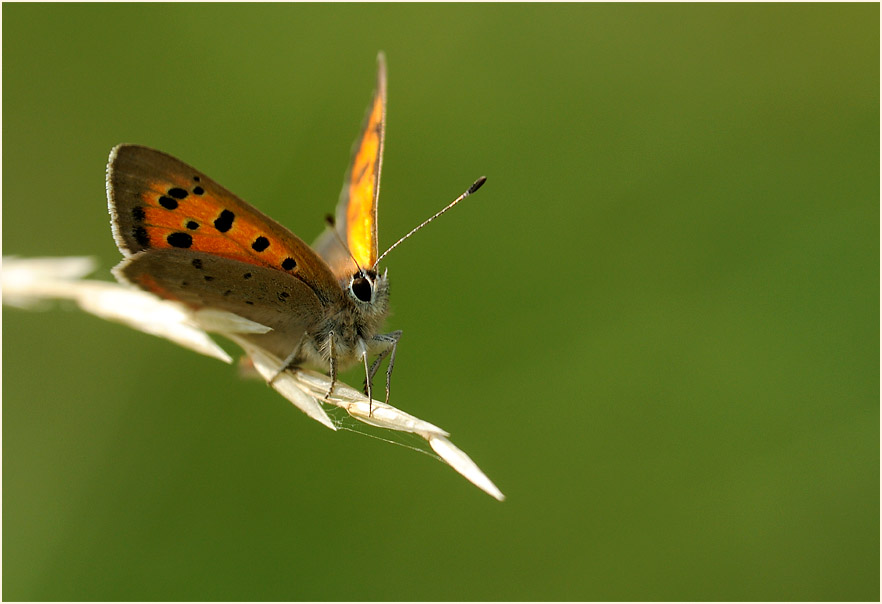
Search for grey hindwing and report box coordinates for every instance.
[117,248,324,359]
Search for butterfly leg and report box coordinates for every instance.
[362,350,373,415]
[365,330,402,404]
[325,331,338,401]
[268,334,306,385]
[269,347,301,385]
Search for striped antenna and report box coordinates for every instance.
[374,176,486,268]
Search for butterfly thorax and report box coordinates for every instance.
[298,269,390,369]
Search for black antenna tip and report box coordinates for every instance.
[324,213,336,227]
[468,176,487,195]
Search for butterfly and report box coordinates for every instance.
[106,53,484,405]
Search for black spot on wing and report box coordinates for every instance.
[167,233,193,248]
[133,226,150,246]
[252,236,270,252]
[214,209,235,233]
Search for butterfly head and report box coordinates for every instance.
[347,267,389,317]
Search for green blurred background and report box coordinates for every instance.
[3,4,878,601]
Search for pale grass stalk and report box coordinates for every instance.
[3,256,505,501]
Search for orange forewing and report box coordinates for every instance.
[342,53,386,269]
[108,144,341,299]
[135,178,298,270]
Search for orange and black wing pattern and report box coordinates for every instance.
[107,144,341,301]
[325,52,386,276]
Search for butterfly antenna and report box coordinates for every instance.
[374,176,486,268]
[324,214,364,274]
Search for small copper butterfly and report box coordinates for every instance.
[106,53,485,404]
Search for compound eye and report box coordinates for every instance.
[350,276,372,302]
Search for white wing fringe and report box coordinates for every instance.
[2,256,504,501]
